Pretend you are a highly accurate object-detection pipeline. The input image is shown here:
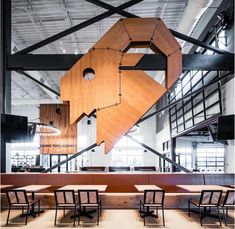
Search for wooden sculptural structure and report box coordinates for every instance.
[60,18,182,153]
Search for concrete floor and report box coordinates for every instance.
[0,208,234,229]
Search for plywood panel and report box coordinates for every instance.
[94,20,130,51]
[167,49,182,88]
[40,104,77,154]
[97,70,166,153]
[122,18,158,42]
[60,18,182,153]
[61,49,121,124]
[152,19,181,56]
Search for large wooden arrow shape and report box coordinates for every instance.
[60,18,182,153]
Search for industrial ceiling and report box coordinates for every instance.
[11,0,188,105]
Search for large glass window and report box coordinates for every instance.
[196,147,224,172]
[111,136,144,166]
[176,148,192,170]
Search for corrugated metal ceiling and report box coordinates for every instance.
[11,0,188,101]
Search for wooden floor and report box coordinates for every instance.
[0,209,234,229]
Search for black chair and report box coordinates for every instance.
[77,190,102,225]
[54,190,78,226]
[220,190,235,226]
[188,190,223,226]
[6,189,40,225]
[139,189,165,226]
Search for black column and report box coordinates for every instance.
[1,0,11,173]
[171,137,176,172]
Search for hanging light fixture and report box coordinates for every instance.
[29,122,61,136]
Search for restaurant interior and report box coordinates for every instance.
[0,0,234,228]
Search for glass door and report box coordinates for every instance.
[50,154,68,172]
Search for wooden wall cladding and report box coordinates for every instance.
[61,49,121,124]
[97,71,166,153]
[40,104,77,154]
[60,18,182,153]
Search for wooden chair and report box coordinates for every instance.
[188,190,223,226]
[139,189,165,226]
[6,189,40,225]
[54,190,78,226]
[77,190,102,225]
[220,190,235,226]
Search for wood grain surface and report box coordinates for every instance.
[40,104,77,154]
[60,18,182,153]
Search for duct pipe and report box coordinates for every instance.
[177,0,213,50]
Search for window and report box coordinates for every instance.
[196,147,224,172]
[111,136,144,166]
[169,70,222,136]
[176,148,192,170]
[11,135,40,167]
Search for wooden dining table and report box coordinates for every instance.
[58,185,107,192]
[176,185,234,193]
[0,184,14,191]
[15,185,51,217]
[135,185,162,192]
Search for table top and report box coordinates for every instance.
[176,185,233,193]
[135,185,162,192]
[58,185,107,192]
[230,185,235,188]
[15,185,51,192]
[0,185,14,190]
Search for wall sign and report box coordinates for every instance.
[40,104,77,154]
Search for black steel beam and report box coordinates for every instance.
[42,143,97,173]
[169,29,231,55]
[15,0,143,54]
[7,54,234,71]
[16,71,60,97]
[121,54,234,71]
[126,134,191,173]
[137,71,233,125]
[8,54,83,71]
[85,0,138,18]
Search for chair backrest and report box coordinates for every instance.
[199,190,223,205]
[6,190,28,205]
[223,190,235,206]
[54,190,76,205]
[143,190,165,205]
[78,190,99,204]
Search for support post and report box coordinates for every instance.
[171,138,176,172]
[1,0,11,173]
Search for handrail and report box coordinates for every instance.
[126,134,191,173]
[42,143,97,173]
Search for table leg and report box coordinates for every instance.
[71,207,97,219]
[139,207,158,218]
[20,192,44,218]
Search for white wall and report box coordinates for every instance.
[222,77,235,173]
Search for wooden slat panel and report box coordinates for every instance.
[40,104,77,154]
[152,19,181,55]
[122,18,158,42]
[61,49,121,124]
[97,70,166,153]
[94,20,130,51]
[167,49,182,88]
